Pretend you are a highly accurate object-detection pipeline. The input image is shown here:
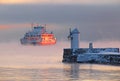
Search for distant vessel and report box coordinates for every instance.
[20,25,56,45]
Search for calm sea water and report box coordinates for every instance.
[0,42,120,81]
[0,63,120,81]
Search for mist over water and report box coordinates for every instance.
[0,41,120,81]
[0,41,68,67]
[0,41,120,67]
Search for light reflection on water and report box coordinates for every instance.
[63,64,120,81]
[0,42,120,81]
[0,63,120,81]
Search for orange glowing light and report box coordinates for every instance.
[0,0,34,4]
[0,23,31,30]
[39,34,56,45]
[0,25,9,30]
[0,0,22,4]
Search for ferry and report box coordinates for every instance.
[20,25,56,45]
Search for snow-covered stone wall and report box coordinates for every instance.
[74,48,119,54]
[77,53,120,64]
[62,48,120,64]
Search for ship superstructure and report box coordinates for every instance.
[20,25,56,45]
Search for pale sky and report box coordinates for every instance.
[0,0,120,43]
[0,0,120,4]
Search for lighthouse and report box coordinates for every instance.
[68,28,80,53]
[63,28,120,63]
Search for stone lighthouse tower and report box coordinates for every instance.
[68,28,80,53]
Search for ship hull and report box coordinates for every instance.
[20,39,56,45]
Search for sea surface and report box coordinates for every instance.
[0,42,120,81]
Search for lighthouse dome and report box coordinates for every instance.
[71,28,80,34]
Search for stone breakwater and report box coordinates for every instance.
[62,48,120,65]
